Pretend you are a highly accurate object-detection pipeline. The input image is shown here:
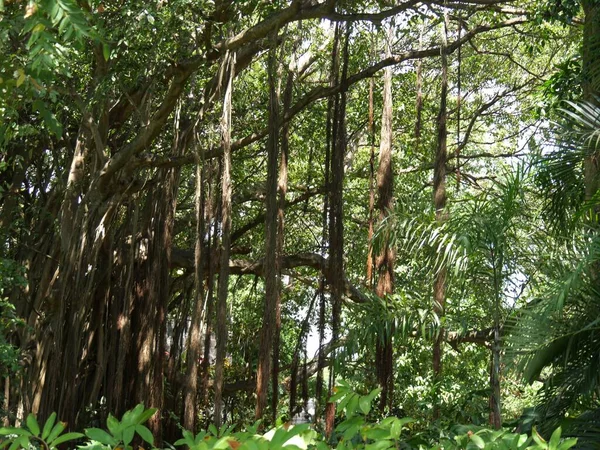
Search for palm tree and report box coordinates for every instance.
[379,164,532,427]
[510,100,600,446]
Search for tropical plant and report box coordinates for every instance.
[0,387,578,450]
[510,100,600,443]
[0,411,83,450]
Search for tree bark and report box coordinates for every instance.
[366,31,376,287]
[432,11,449,420]
[582,1,600,216]
[326,23,349,437]
[183,148,207,431]
[256,38,281,421]
[214,53,235,427]
[273,60,293,422]
[375,23,395,413]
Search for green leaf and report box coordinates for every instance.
[131,403,145,419]
[106,414,120,440]
[517,434,530,449]
[84,428,118,446]
[15,70,26,88]
[41,413,57,440]
[136,407,157,425]
[364,440,394,450]
[135,425,154,445]
[9,435,29,450]
[358,395,371,415]
[46,422,66,444]
[548,427,561,450]
[470,434,485,449]
[26,414,40,437]
[49,432,84,447]
[122,425,135,446]
[557,438,577,450]
[338,392,354,413]
[389,420,402,440]
[346,394,359,416]
[328,390,346,403]
[532,427,547,448]
[213,436,232,450]
[32,99,62,138]
[102,43,110,61]
[0,428,31,437]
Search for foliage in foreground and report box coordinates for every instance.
[0,388,577,450]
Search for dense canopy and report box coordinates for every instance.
[1,0,600,446]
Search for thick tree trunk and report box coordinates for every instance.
[432,12,449,420]
[375,24,395,413]
[256,40,281,421]
[183,153,207,431]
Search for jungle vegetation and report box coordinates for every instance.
[1,0,600,447]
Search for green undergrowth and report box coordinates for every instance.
[0,383,577,450]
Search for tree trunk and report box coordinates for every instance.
[326,23,349,437]
[273,62,293,423]
[375,24,395,413]
[315,24,339,423]
[366,32,376,287]
[214,53,235,427]
[432,12,449,420]
[256,39,281,421]
[582,1,600,212]
[183,151,207,431]
[414,27,424,154]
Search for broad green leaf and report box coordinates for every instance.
[213,436,232,450]
[135,424,154,445]
[130,404,145,421]
[328,390,346,403]
[0,428,31,437]
[102,43,110,61]
[106,414,120,440]
[84,428,118,446]
[338,379,350,388]
[49,432,84,447]
[346,393,359,416]
[46,422,66,444]
[15,70,26,88]
[9,435,29,450]
[364,427,390,440]
[364,440,394,450]
[136,407,157,424]
[122,425,135,446]
[338,392,354,413]
[557,438,577,450]
[41,413,57,440]
[470,434,485,449]
[390,420,402,440]
[358,395,371,415]
[548,427,562,450]
[532,427,547,448]
[26,414,40,437]
[518,434,528,447]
